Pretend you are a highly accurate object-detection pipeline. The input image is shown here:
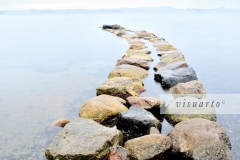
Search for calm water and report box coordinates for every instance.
[0,11,240,159]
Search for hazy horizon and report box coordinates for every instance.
[1,0,240,11]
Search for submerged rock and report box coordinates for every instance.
[154,61,189,71]
[124,134,172,160]
[126,96,165,110]
[97,77,146,99]
[169,80,206,99]
[164,96,216,125]
[123,53,153,61]
[108,64,148,79]
[116,58,150,70]
[154,67,198,88]
[168,118,232,159]
[108,146,130,160]
[53,118,70,128]
[117,106,161,140]
[129,44,147,50]
[45,117,123,160]
[160,52,185,63]
[79,95,128,124]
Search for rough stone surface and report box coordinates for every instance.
[158,50,182,56]
[129,44,147,50]
[96,77,146,100]
[108,146,130,160]
[168,118,232,159]
[124,134,172,160]
[79,95,128,123]
[53,118,70,127]
[117,106,161,137]
[169,80,206,99]
[135,31,155,38]
[146,127,160,135]
[154,67,198,88]
[126,49,151,55]
[160,53,185,63]
[45,117,123,160]
[156,44,177,52]
[164,97,216,125]
[108,64,148,79]
[123,53,153,61]
[116,58,150,70]
[126,96,165,110]
[154,61,189,71]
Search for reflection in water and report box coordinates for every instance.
[0,11,240,159]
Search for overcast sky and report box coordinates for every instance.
[1,0,240,10]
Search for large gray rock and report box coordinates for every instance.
[108,64,148,79]
[45,117,123,160]
[117,106,161,141]
[168,118,232,159]
[153,61,189,71]
[154,67,198,88]
[164,96,216,125]
[124,134,172,160]
[116,58,150,70]
[96,77,146,100]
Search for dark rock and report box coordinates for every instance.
[154,61,188,71]
[146,127,160,134]
[45,117,123,160]
[168,118,232,159]
[116,58,150,70]
[117,106,161,141]
[124,134,172,160]
[154,67,198,88]
[103,24,122,30]
[97,77,146,100]
[108,146,130,160]
[164,96,216,125]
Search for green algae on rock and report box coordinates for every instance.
[96,77,146,100]
[79,95,128,124]
[108,64,148,79]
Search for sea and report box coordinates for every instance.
[0,9,240,159]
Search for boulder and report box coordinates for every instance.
[156,44,177,52]
[164,96,216,125]
[79,95,128,124]
[169,80,206,99]
[154,61,189,71]
[108,146,130,160]
[128,40,145,45]
[123,53,153,61]
[158,50,182,56]
[116,58,150,70]
[108,64,148,79]
[154,67,198,88]
[53,118,70,127]
[129,44,147,50]
[160,53,185,63]
[124,134,172,160]
[126,96,165,110]
[168,118,232,159]
[146,127,160,134]
[45,117,123,160]
[117,106,161,140]
[149,37,159,42]
[96,77,146,99]
[126,49,151,55]
[135,31,155,38]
